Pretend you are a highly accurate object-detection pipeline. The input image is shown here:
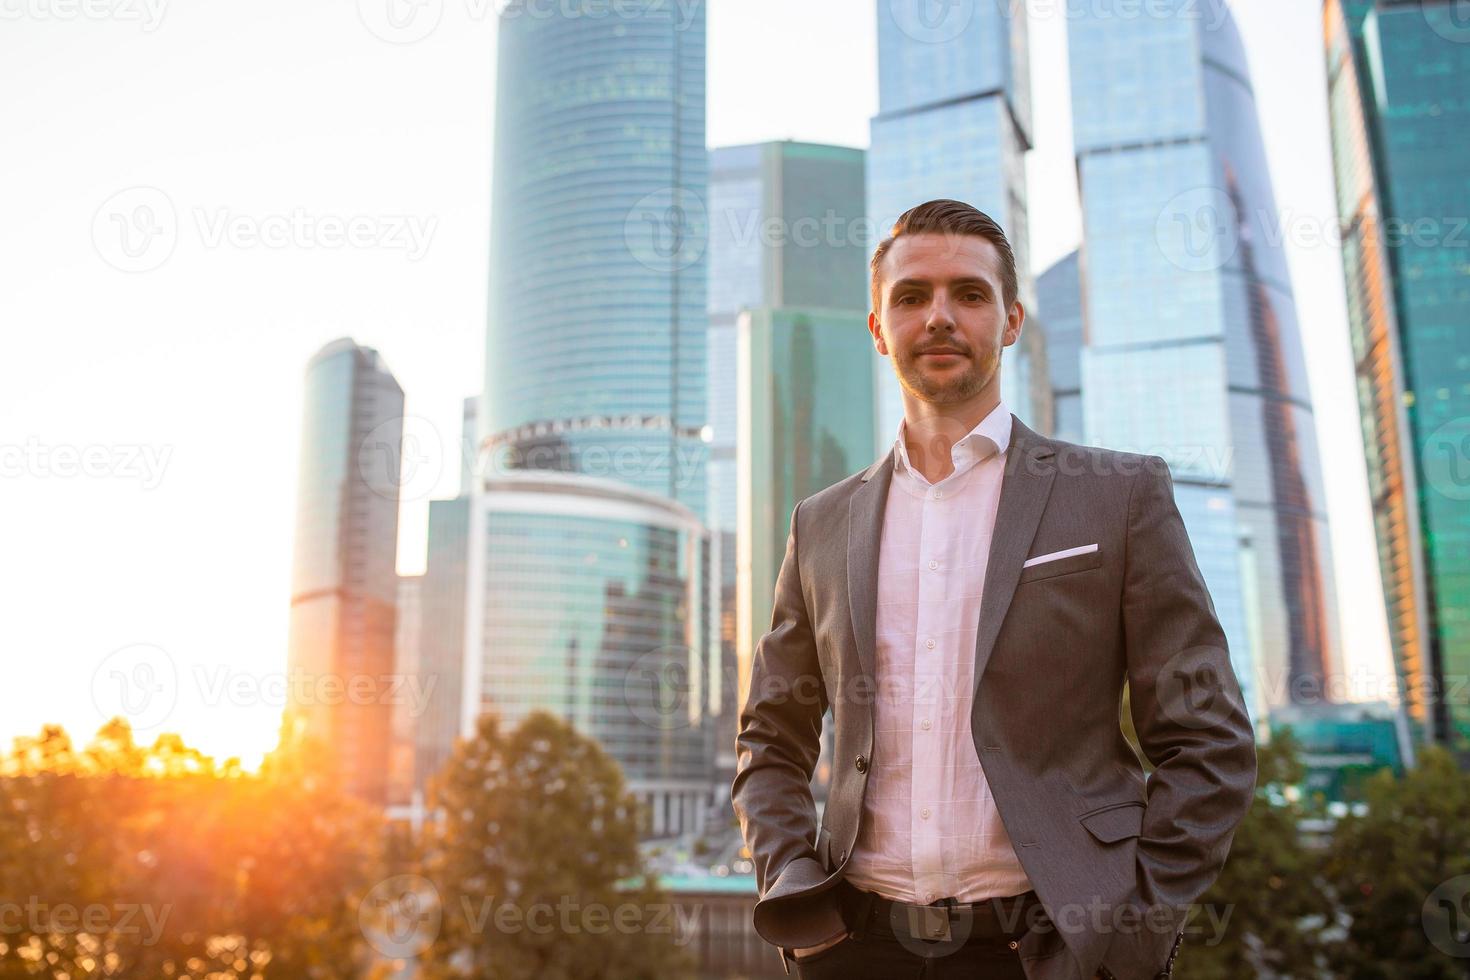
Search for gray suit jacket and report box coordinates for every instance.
[731,415,1258,980]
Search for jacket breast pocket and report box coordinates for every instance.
[1016,545,1105,585]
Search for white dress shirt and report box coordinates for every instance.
[841,399,1035,905]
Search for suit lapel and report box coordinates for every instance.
[847,450,892,686]
[972,416,1057,697]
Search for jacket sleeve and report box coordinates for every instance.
[1109,455,1259,979]
[730,499,844,949]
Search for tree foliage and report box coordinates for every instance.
[417,710,692,980]
[0,719,380,979]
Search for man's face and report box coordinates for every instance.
[869,232,1023,406]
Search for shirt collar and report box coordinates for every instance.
[893,400,1012,478]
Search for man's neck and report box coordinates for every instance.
[901,391,1002,485]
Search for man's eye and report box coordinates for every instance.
[897,295,917,305]
[964,292,984,302]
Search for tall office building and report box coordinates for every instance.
[483,0,707,520]
[463,471,716,836]
[1037,250,1084,445]
[868,0,1050,444]
[459,395,478,496]
[285,338,404,805]
[413,495,470,795]
[707,140,869,779]
[389,574,422,805]
[1324,0,1470,761]
[1067,0,1341,721]
[471,2,717,833]
[737,307,876,703]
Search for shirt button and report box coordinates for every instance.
[925,638,936,649]
[934,490,943,499]
[926,891,937,902]
[920,807,930,819]
[921,718,931,730]
[928,559,938,570]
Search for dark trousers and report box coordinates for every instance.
[790,880,1035,980]
[791,930,1030,980]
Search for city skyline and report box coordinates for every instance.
[1,0,1399,767]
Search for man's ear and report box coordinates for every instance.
[869,310,889,356]
[1003,301,1025,347]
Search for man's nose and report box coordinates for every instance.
[926,294,956,331]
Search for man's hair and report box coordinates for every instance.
[869,199,1019,315]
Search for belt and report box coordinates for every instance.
[836,879,1043,949]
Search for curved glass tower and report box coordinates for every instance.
[483,2,708,520]
[1325,0,1470,761]
[463,472,715,836]
[1067,0,1341,718]
[471,4,716,834]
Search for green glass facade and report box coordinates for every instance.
[1324,0,1470,763]
[737,308,875,686]
[465,473,717,836]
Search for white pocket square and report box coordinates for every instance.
[1022,543,1099,568]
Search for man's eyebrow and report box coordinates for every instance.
[888,276,994,292]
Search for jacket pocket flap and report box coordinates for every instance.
[1078,801,1144,843]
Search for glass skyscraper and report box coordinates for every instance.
[1324,0,1470,762]
[1037,250,1084,445]
[1067,0,1341,721]
[737,307,876,695]
[413,494,470,796]
[463,472,716,836]
[707,140,870,780]
[471,2,718,832]
[285,338,404,805]
[483,0,707,520]
[868,0,1049,444]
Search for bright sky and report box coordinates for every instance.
[0,0,1392,769]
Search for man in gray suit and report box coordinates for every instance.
[731,200,1257,979]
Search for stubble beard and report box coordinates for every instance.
[895,348,998,405]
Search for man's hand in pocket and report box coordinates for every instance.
[791,929,850,959]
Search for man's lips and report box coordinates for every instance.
[918,349,966,357]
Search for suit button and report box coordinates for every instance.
[855,755,868,773]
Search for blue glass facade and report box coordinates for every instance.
[1036,250,1083,444]
[465,474,716,836]
[484,2,708,520]
[868,0,1047,447]
[413,495,470,796]
[1325,0,1470,762]
[472,4,718,834]
[286,338,404,804]
[707,142,869,786]
[1068,0,1341,721]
